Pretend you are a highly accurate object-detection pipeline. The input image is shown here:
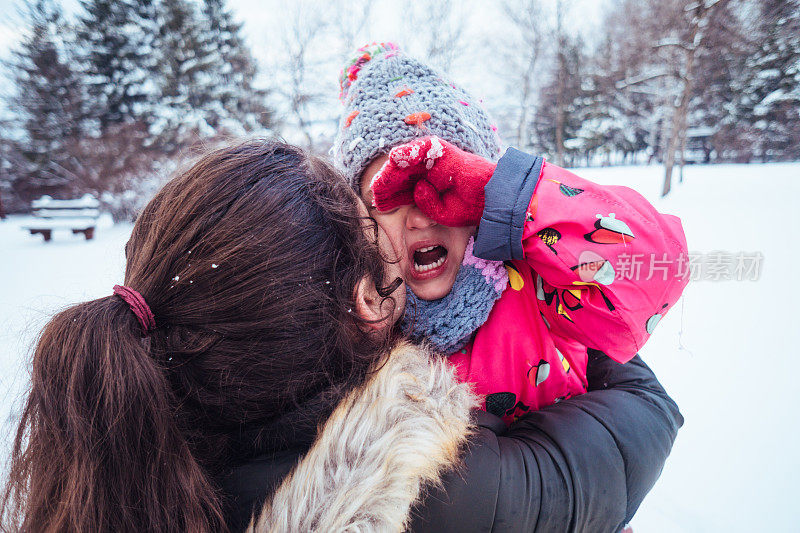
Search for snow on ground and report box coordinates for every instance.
[0,214,130,457]
[573,162,800,532]
[1,162,799,531]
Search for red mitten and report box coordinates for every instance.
[369,139,428,212]
[371,136,496,227]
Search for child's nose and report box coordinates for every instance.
[405,205,437,230]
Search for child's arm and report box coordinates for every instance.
[474,148,689,363]
[371,138,689,364]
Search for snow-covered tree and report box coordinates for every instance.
[150,0,211,152]
[533,34,588,166]
[589,0,731,192]
[0,124,31,214]
[575,35,652,165]
[69,0,167,218]
[7,0,85,198]
[682,0,750,163]
[196,0,274,133]
[147,0,275,153]
[75,0,160,130]
[737,0,800,161]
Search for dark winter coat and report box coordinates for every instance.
[219,342,683,532]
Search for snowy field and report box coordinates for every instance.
[1,162,799,531]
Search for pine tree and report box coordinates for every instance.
[67,0,167,219]
[150,0,210,151]
[7,0,85,198]
[151,0,273,152]
[0,125,29,214]
[198,0,273,133]
[76,0,160,131]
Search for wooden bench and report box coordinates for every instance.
[24,194,100,242]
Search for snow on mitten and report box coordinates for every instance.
[371,136,497,227]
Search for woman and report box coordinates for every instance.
[1,140,681,532]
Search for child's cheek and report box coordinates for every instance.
[450,226,477,265]
[375,213,408,264]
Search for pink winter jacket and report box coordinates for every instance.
[449,148,690,422]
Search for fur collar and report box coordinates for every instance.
[249,342,479,532]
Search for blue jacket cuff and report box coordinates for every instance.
[473,148,543,261]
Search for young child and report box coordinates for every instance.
[333,43,689,422]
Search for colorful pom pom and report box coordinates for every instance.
[345,110,359,128]
[338,42,400,102]
[404,112,431,126]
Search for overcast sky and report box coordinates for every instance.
[0,0,609,127]
[0,0,609,61]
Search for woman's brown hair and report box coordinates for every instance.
[1,140,399,532]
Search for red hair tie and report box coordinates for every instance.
[113,285,156,337]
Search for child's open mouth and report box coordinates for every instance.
[411,244,448,277]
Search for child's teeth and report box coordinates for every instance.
[413,255,446,273]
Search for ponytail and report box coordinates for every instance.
[1,296,225,532]
[3,139,402,531]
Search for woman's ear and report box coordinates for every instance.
[354,276,395,331]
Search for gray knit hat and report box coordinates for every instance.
[332,42,503,191]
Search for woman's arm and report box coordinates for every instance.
[408,350,683,532]
[250,341,680,532]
